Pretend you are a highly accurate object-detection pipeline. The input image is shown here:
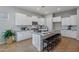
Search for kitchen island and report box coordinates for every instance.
[32,32,54,51]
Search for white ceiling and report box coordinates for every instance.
[16,6,78,16]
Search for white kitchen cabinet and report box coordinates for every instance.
[38,18,45,25]
[32,33,42,51]
[27,17,32,25]
[45,15,53,32]
[62,17,70,25]
[70,31,77,38]
[70,15,77,25]
[61,30,77,39]
[15,13,27,25]
[15,12,32,25]
[62,15,77,25]
[31,16,45,25]
[16,31,32,41]
[31,16,38,22]
[61,30,66,36]
[53,16,61,22]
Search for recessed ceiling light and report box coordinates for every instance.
[57,8,60,11]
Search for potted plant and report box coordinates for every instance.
[2,30,15,44]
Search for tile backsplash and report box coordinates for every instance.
[15,25,48,32]
[15,25,32,31]
[62,25,77,31]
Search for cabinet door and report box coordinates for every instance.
[38,18,45,25]
[61,30,77,39]
[15,13,27,25]
[26,17,32,25]
[16,32,24,41]
[62,18,67,25]
[32,16,38,22]
[62,17,70,25]
[26,31,32,39]
[16,31,32,41]
[32,34,38,48]
[61,30,66,36]
[70,15,77,25]
[53,16,61,22]
[62,15,77,25]
[61,30,71,37]
[68,31,77,39]
[46,18,53,32]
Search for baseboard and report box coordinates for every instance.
[16,38,32,43]
[61,36,76,39]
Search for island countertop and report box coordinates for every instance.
[32,32,55,51]
[32,32,55,39]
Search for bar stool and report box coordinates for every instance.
[43,33,61,52]
[43,35,57,52]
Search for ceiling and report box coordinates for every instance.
[16,6,79,16]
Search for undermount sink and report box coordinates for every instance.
[41,32,52,36]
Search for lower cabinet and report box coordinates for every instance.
[32,33,43,51]
[16,31,32,41]
[61,30,77,39]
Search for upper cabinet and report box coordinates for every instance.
[15,13,26,25]
[31,16,38,22]
[15,13,45,25]
[15,12,32,25]
[62,17,70,25]
[53,16,61,22]
[31,16,45,25]
[38,18,45,25]
[70,15,77,25]
[62,15,77,25]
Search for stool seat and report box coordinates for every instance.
[43,33,61,52]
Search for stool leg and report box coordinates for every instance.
[47,45,49,52]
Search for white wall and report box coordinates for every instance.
[45,14,53,32]
[0,6,42,44]
[77,8,79,40]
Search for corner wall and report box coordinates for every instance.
[77,8,79,40]
[45,14,53,32]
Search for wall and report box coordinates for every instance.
[53,9,77,18]
[0,6,42,44]
[77,8,79,40]
[45,14,53,32]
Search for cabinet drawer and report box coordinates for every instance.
[16,31,32,41]
[61,30,77,39]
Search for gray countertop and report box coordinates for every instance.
[32,32,55,39]
[61,29,77,31]
[15,30,33,32]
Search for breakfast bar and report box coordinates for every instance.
[32,32,55,51]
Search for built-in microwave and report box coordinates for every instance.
[32,21,38,25]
